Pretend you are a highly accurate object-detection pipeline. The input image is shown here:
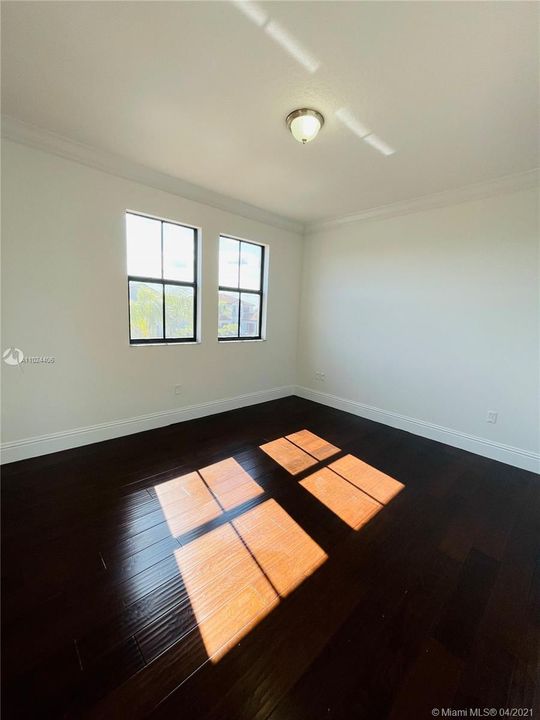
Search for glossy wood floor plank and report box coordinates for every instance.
[2,396,538,720]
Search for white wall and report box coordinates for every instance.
[2,139,538,471]
[298,188,540,471]
[1,140,303,458]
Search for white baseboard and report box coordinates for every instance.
[3,385,538,473]
[295,386,540,474]
[0,385,295,464]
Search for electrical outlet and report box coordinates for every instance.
[487,411,498,424]
[315,371,326,382]
[174,385,182,395]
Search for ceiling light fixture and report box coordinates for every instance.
[286,108,324,144]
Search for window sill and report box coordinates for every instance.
[129,341,201,347]
[218,338,266,344]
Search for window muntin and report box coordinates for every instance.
[127,212,198,344]
[218,236,265,340]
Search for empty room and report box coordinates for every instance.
[1,1,538,718]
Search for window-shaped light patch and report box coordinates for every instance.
[232,499,327,597]
[286,429,340,461]
[198,457,264,511]
[153,471,223,538]
[173,499,326,661]
[329,454,404,505]
[300,467,382,530]
[260,437,317,475]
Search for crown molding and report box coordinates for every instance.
[306,168,540,234]
[1,115,304,235]
[3,115,537,238]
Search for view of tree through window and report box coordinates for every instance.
[127,213,197,343]
[218,236,265,340]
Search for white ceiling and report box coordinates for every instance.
[2,1,538,224]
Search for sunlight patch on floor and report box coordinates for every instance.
[285,429,340,461]
[233,499,327,597]
[151,430,402,665]
[329,454,404,504]
[259,436,318,475]
[300,467,383,529]
[154,471,222,537]
[199,457,264,510]
[174,499,326,661]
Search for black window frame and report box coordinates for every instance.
[127,211,198,345]
[218,235,265,342]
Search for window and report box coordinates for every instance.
[218,236,265,340]
[127,212,198,344]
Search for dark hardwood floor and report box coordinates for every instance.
[2,396,538,719]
